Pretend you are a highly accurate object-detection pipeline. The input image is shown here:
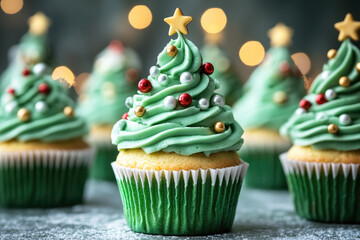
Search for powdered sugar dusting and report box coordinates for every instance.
[0,181,358,239]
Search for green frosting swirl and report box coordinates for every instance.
[233,47,305,130]
[1,33,52,94]
[0,65,88,142]
[201,44,242,105]
[281,39,360,151]
[111,33,243,156]
[78,46,141,125]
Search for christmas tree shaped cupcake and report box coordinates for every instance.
[232,23,306,189]
[0,63,92,208]
[0,12,52,94]
[111,9,248,235]
[201,39,242,105]
[280,13,360,223]
[78,40,141,181]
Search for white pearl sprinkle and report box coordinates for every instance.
[180,72,193,84]
[35,101,47,112]
[325,89,336,101]
[158,74,169,86]
[163,96,177,109]
[149,66,159,77]
[5,101,17,113]
[198,98,209,110]
[211,94,225,107]
[316,112,327,120]
[339,114,351,125]
[33,63,47,76]
[295,108,306,115]
[125,97,133,108]
[320,71,330,80]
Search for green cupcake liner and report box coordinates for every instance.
[239,143,289,189]
[90,143,118,181]
[112,162,248,236]
[0,149,93,208]
[280,153,360,223]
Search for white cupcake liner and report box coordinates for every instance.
[112,160,249,188]
[0,148,94,169]
[280,153,360,180]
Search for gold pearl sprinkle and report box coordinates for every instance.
[356,62,360,72]
[214,122,225,133]
[273,91,288,104]
[327,49,337,59]
[64,106,74,117]
[339,76,351,87]
[134,106,146,117]
[328,123,339,134]
[167,45,178,57]
[17,108,31,122]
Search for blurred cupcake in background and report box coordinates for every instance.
[232,23,306,189]
[0,12,53,94]
[201,33,242,105]
[78,40,141,181]
[0,63,92,208]
[280,13,360,223]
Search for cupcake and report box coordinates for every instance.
[201,41,242,106]
[78,41,141,181]
[0,63,92,208]
[0,12,52,94]
[280,13,360,223]
[111,9,248,235]
[232,23,305,189]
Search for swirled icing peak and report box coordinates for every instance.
[233,46,306,130]
[78,41,141,125]
[281,39,360,151]
[0,64,88,142]
[111,32,243,156]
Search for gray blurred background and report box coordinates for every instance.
[0,0,359,82]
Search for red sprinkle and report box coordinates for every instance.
[316,94,327,105]
[178,93,192,107]
[22,69,31,76]
[138,79,152,93]
[7,88,15,95]
[202,62,214,75]
[38,83,51,95]
[122,113,129,120]
[299,99,312,110]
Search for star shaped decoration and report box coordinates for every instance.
[334,13,360,41]
[164,8,193,36]
[268,23,293,47]
[28,12,51,35]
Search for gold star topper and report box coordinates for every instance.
[268,23,293,47]
[334,13,360,41]
[28,12,51,35]
[164,8,193,36]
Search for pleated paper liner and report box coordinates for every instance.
[280,153,360,223]
[112,161,249,236]
[89,141,118,181]
[240,142,290,189]
[0,148,93,208]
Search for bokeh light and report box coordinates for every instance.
[201,8,227,34]
[74,72,90,94]
[291,52,311,75]
[128,5,152,29]
[52,66,75,87]
[239,41,265,66]
[1,0,23,14]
